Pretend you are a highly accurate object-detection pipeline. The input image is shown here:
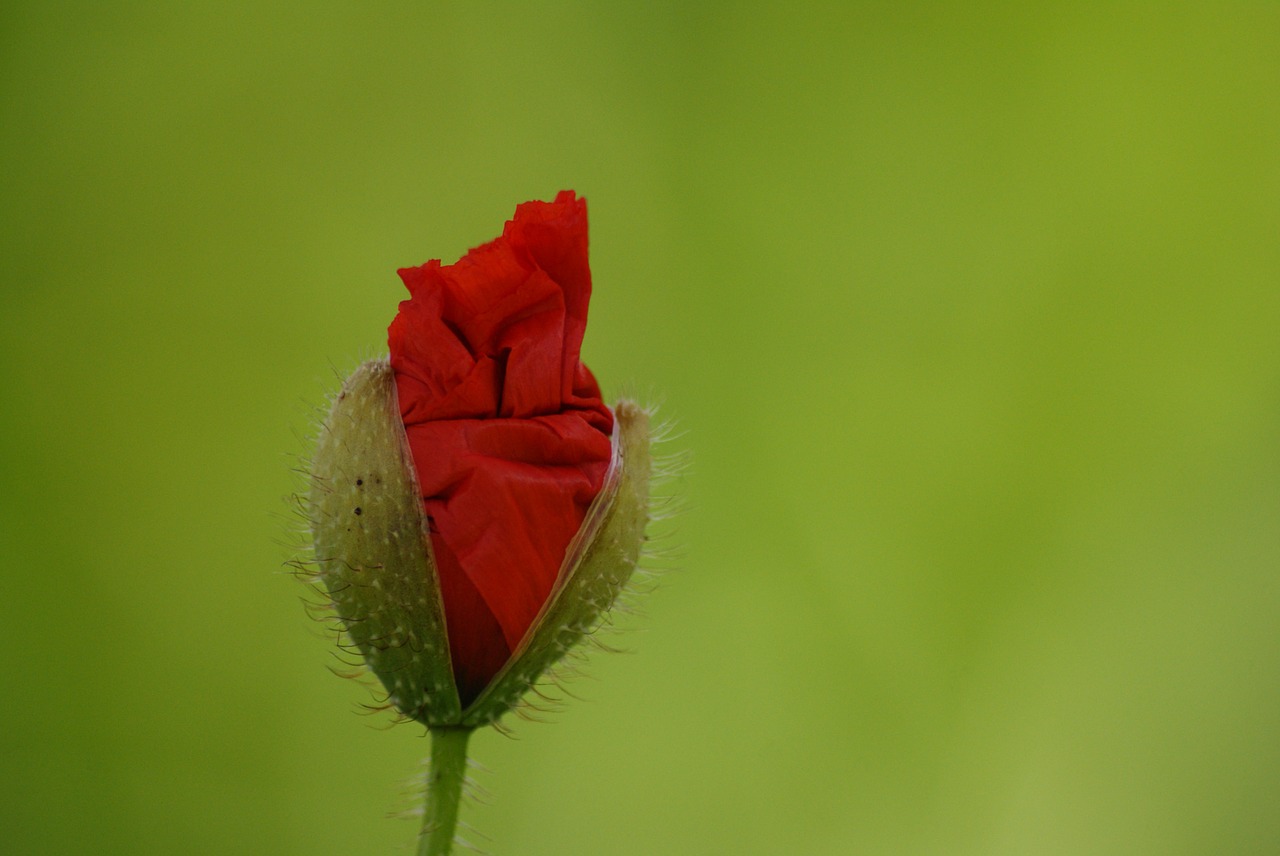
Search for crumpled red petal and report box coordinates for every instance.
[388,191,614,706]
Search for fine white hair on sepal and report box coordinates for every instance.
[284,353,437,724]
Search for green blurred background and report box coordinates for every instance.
[3,3,1278,854]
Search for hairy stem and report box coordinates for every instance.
[418,727,473,856]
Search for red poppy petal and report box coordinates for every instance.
[388,191,614,704]
[430,537,510,707]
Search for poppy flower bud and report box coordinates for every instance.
[308,192,651,729]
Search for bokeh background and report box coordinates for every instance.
[3,3,1278,854]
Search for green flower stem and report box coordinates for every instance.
[418,727,473,856]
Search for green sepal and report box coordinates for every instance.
[461,401,652,726]
[309,359,462,725]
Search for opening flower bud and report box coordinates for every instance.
[308,192,651,728]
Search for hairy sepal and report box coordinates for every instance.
[461,401,652,726]
[309,359,462,725]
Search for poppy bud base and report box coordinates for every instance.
[309,359,653,728]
